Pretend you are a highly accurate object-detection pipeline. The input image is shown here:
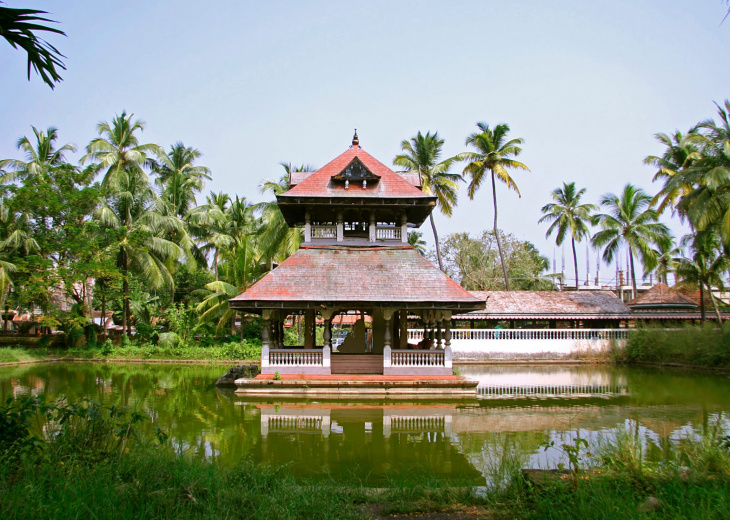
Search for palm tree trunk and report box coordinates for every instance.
[491,171,509,290]
[707,283,723,326]
[101,293,106,340]
[429,213,444,272]
[571,237,579,288]
[628,248,637,299]
[699,285,706,322]
[122,251,130,338]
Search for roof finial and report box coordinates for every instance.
[352,129,359,146]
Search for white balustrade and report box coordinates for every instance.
[391,349,445,367]
[311,225,337,239]
[375,226,402,240]
[407,328,629,341]
[269,349,323,367]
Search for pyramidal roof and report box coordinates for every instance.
[627,283,698,308]
[280,140,431,200]
[229,245,484,311]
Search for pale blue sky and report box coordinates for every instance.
[2,1,729,285]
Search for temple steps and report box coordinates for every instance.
[331,354,384,375]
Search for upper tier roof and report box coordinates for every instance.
[282,144,431,200]
[276,141,436,226]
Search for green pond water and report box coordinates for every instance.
[1,362,729,486]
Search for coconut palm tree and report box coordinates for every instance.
[539,182,597,288]
[0,6,66,88]
[256,163,313,268]
[408,231,427,257]
[665,101,730,244]
[675,230,729,325]
[0,126,76,183]
[85,113,180,336]
[462,123,529,290]
[152,142,211,219]
[82,111,162,191]
[644,130,701,216]
[645,239,680,285]
[591,184,672,298]
[393,131,464,271]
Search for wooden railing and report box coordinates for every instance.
[269,349,323,367]
[391,349,445,367]
[407,329,629,341]
[375,226,401,240]
[311,225,336,239]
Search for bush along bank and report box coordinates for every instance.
[2,397,730,520]
[0,337,262,365]
[613,324,730,368]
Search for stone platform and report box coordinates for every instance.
[234,374,478,397]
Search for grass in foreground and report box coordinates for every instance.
[2,397,730,519]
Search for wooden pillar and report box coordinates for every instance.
[336,211,343,242]
[304,209,311,242]
[443,311,453,370]
[393,311,400,348]
[400,211,408,243]
[369,212,376,242]
[383,309,395,372]
[279,320,285,347]
[261,310,271,370]
[304,310,314,349]
[323,314,333,349]
[399,311,408,348]
[436,312,443,350]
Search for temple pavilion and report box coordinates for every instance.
[229,133,484,376]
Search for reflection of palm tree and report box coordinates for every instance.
[539,182,597,288]
[394,132,464,271]
[462,123,529,290]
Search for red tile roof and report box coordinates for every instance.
[459,290,631,318]
[627,283,698,308]
[229,245,484,311]
[280,145,433,200]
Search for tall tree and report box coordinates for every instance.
[0,126,76,183]
[0,6,65,88]
[665,101,730,244]
[462,123,529,290]
[393,131,464,271]
[539,182,597,288]
[152,142,211,219]
[675,231,728,325]
[83,113,179,336]
[408,231,427,257]
[644,130,700,216]
[256,163,313,267]
[591,184,671,298]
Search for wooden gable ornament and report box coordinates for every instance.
[331,157,380,189]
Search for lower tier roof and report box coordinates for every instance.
[229,245,484,312]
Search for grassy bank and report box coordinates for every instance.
[614,324,730,368]
[0,339,262,365]
[2,398,730,519]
